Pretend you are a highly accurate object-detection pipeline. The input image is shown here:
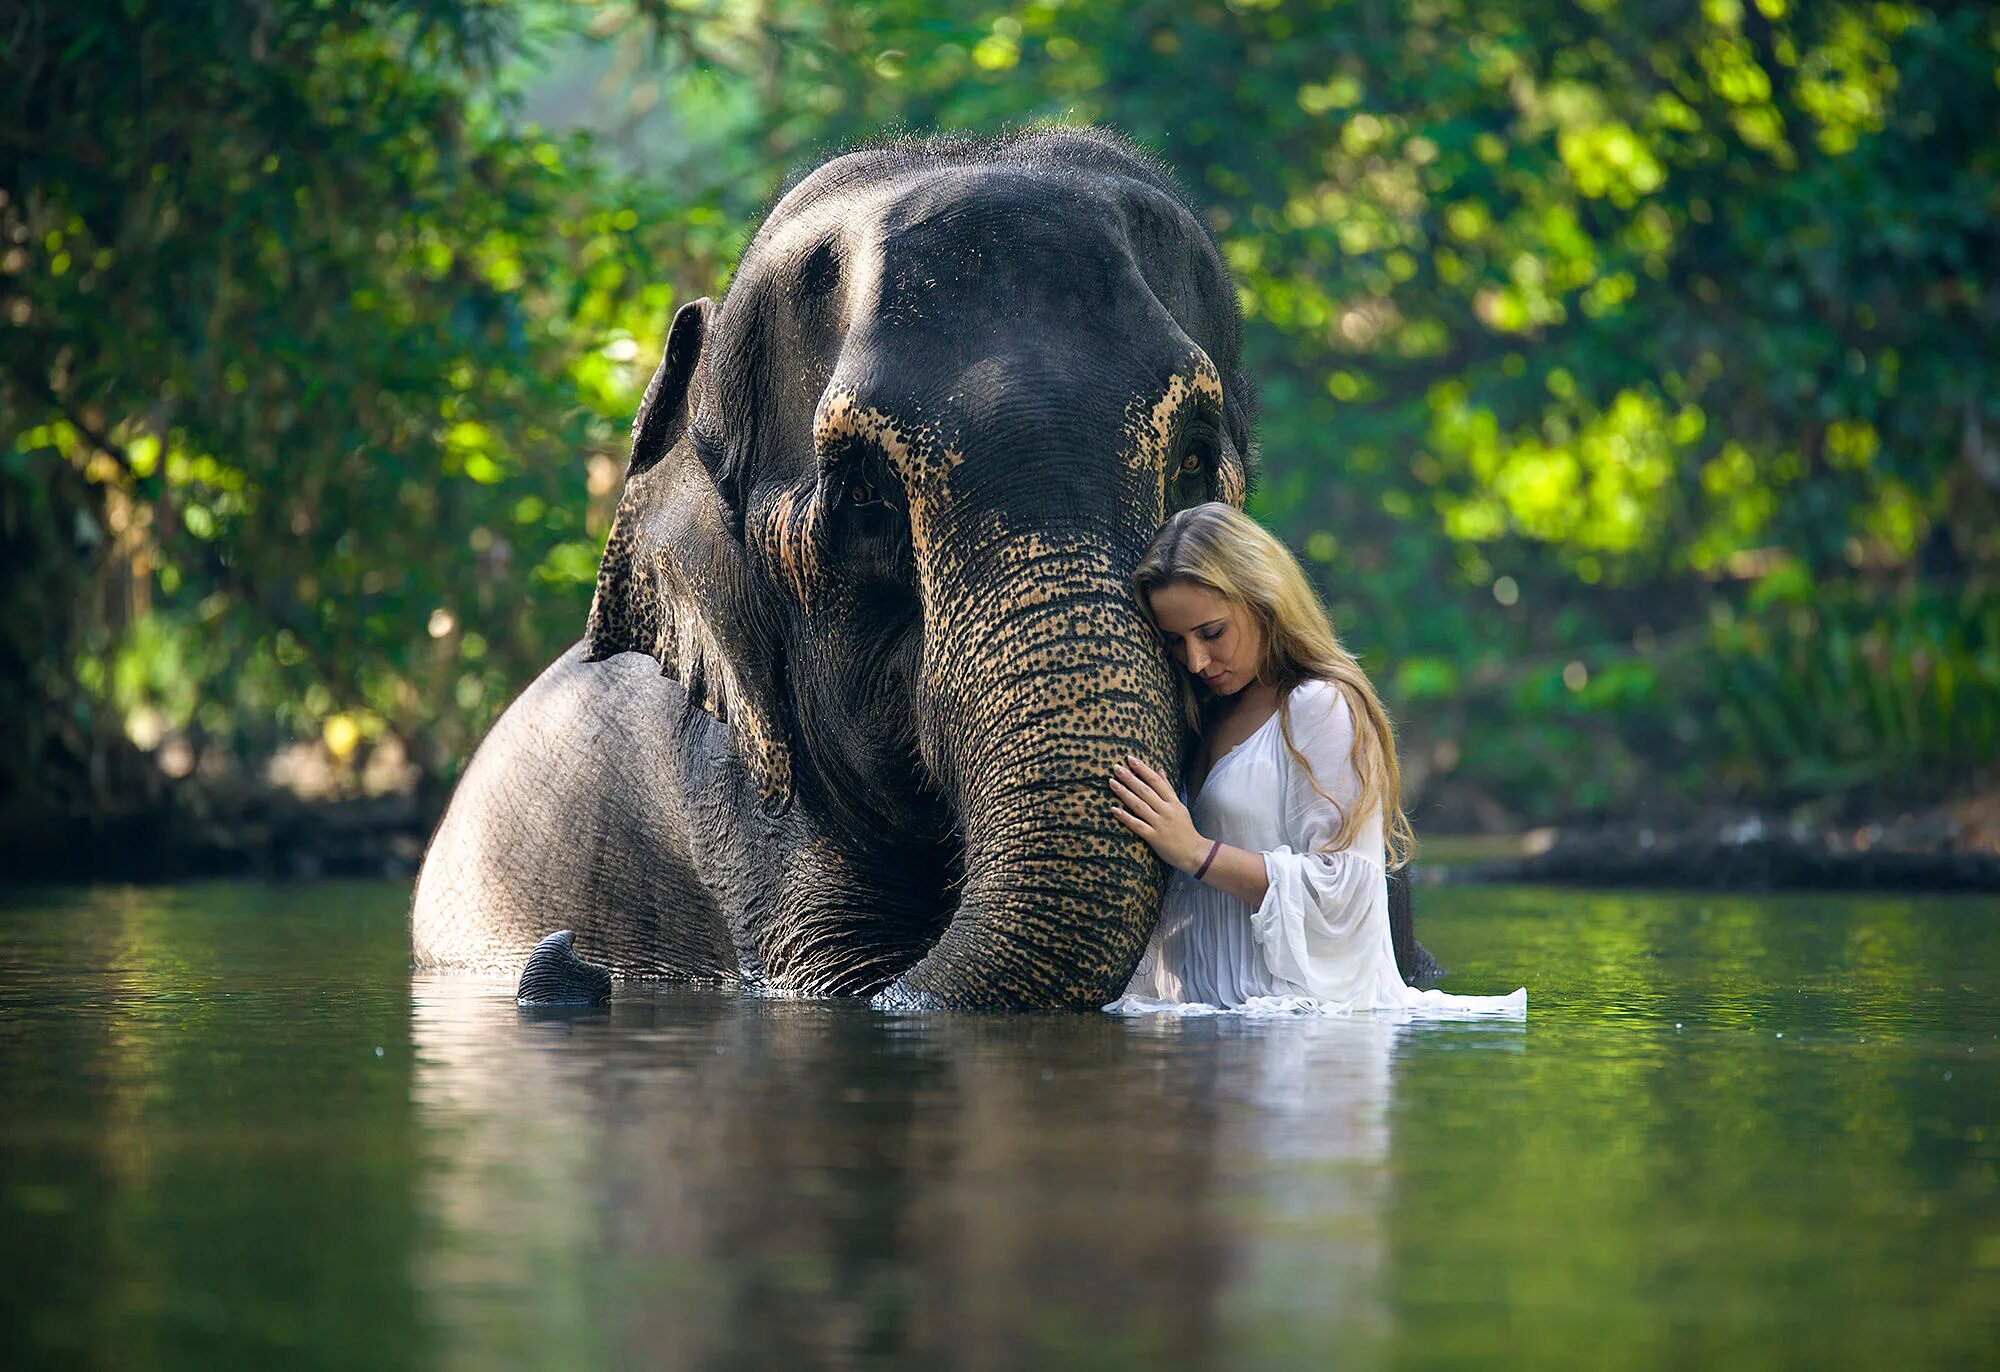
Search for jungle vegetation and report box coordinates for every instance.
[4,0,1995,855]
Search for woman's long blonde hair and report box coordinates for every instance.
[1133,502,1415,869]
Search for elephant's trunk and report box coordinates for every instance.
[874,529,1183,1010]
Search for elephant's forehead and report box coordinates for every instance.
[764,164,1133,252]
[747,169,1173,327]
[727,169,1222,416]
[877,167,1127,247]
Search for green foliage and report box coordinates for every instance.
[4,0,1995,828]
[1709,586,2000,801]
[3,0,726,801]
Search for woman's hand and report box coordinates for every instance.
[1109,754,1208,873]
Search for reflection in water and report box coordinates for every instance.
[7,882,1999,1370]
[1201,1015,1398,1361]
[0,884,429,1370]
[409,982,1473,1368]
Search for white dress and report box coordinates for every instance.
[1107,678,1528,1018]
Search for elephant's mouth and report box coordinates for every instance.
[785,638,972,996]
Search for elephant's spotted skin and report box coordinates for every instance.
[412,127,1436,1008]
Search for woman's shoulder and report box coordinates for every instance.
[1286,676,1350,718]
[1282,676,1357,747]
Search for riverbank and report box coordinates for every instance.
[1423,794,2000,893]
[7,788,1999,892]
[0,792,434,885]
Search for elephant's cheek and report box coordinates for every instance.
[758,483,828,607]
[1215,458,1247,508]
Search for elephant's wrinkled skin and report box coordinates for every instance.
[412,128,1434,1009]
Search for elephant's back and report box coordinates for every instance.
[410,643,734,979]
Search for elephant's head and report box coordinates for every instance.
[585,128,1255,1009]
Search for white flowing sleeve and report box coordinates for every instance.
[1246,680,1413,1008]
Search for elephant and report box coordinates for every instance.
[411,126,1437,1009]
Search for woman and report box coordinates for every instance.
[1105,503,1525,1017]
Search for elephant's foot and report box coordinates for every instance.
[516,930,613,1006]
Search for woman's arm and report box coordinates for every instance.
[1107,756,1271,904]
[1110,680,1377,901]
[1184,839,1271,905]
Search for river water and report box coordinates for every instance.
[2,880,1995,1369]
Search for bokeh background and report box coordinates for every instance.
[5,0,1996,877]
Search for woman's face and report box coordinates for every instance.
[1147,581,1264,697]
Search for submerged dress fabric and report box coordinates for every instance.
[1107,678,1528,1019]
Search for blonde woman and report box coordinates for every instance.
[1105,503,1526,1016]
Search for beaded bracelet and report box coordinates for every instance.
[1192,838,1223,882]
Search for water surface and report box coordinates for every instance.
[2,881,1996,1368]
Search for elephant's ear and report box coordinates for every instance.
[585,297,793,814]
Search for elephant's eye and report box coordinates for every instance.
[1177,431,1219,478]
[849,479,882,508]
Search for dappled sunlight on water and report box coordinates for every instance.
[2,881,1996,1368]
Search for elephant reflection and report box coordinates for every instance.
[408,983,1412,1366]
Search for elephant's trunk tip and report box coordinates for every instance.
[516,929,614,1007]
